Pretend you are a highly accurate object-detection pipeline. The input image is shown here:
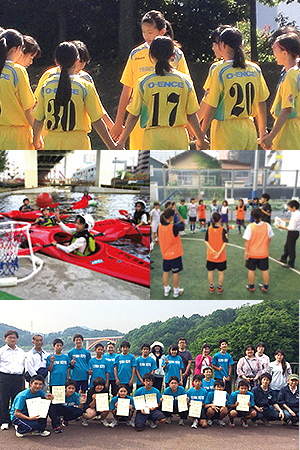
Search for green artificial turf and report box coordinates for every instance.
[150,224,300,300]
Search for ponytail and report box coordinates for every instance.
[160,208,175,224]
[0,29,23,75]
[150,36,174,76]
[54,42,78,107]
[165,20,174,40]
[219,27,246,69]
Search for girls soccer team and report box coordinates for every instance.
[0,12,300,150]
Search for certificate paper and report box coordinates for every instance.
[161,395,173,412]
[134,395,146,411]
[189,400,202,418]
[116,398,130,417]
[236,394,250,412]
[145,393,158,409]
[52,386,65,404]
[96,393,109,411]
[26,398,51,419]
[177,394,188,413]
[213,390,227,407]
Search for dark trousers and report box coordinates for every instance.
[49,404,83,428]
[282,230,299,267]
[11,417,46,435]
[253,406,280,422]
[0,372,24,424]
[153,377,163,392]
[163,404,188,420]
[109,380,118,397]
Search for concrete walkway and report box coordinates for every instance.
[0,186,144,197]
[0,254,149,300]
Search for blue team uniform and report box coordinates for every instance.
[103,352,117,380]
[212,351,234,379]
[202,378,215,392]
[228,390,255,408]
[89,357,108,386]
[68,347,91,381]
[114,353,137,384]
[46,353,70,386]
[10,389,46,420]
[162,355,184,384]
[134,386,162,405]
[205,390,229,406]
[110,395,135,411]
[136,356,157,383]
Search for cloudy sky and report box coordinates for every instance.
[0,300,262,334]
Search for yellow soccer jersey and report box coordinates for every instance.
[35,67,94,98]
[203,60,269,121]
[127,69,199,129]
[32,74,105,133]
[120,42,190,88]
[203,60,224,91]
[0,61,35,127]
[271,66,300,119]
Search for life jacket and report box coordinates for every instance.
[133,209,150,224]
[19,205,31,211]
[41,216,56,227]
[70,230,96,256]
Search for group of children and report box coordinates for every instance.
[154,193,299,296]
[9,336,298,438]
[1,11,300,150]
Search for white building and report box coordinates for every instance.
[257,2,300,31]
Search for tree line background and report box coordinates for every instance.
[0,299,298,362]
[0,0,298,66]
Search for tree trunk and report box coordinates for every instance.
[118,0,137,61]
[249,0,258,61]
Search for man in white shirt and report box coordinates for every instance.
[0,330,25,430]
[26,334,49,391]
[277,200,300,269]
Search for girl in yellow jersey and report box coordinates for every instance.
[201,27,270,150]
[260,33,300,150]
[118,36,205,150]
[0,29,38,150]
[32,42,122,150]
[111,10,190,149]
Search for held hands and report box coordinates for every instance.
[259,134,273,150]
[110,123,125,141]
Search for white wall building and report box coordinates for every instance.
[257,2,300,31]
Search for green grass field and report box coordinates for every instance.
[150,224,300,300]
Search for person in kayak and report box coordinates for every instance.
[128,201,149,227]
[19,198,34,212]
[82,190,92,201]
[33,207,56,226]
[52,212,96,256]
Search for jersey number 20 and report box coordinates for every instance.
[229,82,255,117]
[151,92,180,127]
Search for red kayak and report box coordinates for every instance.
[1,210,69,222]
[22,225,150,287]
[94,219,150,242]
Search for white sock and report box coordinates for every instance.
[174,287,179,294]
[164,285,170,292]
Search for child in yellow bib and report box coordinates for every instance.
[201,27,269,150]
[260,33,300,150]
[118,36,204,150]
[32,42,121,150]
[0,29,37,150]
[111,10,190,149]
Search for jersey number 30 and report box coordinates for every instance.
[151,92,180,127]
[46,99,76,131]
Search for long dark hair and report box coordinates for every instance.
[274,349,287,376]
[54,42,78,107]
[141,10,174,39]
[219,27,246,69]
[150,36,174,76]
[160,207,175,224]
[0,29,23,75]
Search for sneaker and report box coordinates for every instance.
[1,423,9,430]
[109,419,118,428]
[178,419,185,426]
[53,426,62,434]
[81,418,89,427]
[164,286,171,297]
[191,419,198,428]
[102,419,110,427]
[173,288,184,298]
[258,284,268,293]
[181,231,186,235]
[238,231,241,234]
[229,421,235,428]
[217,285,223,294]
[241,419,248,428]
[149,420,157,429]
[126,419,135,428]
[93,415,101,420]
[261,417,272,427]
[216,419,225,427]
[15,426,24,438]
[209,285,214,294]
[32,430,51,436]
[166,417,172,424]
[62,421,69,427]
[246,284,255,292]
[207,419,213,426]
